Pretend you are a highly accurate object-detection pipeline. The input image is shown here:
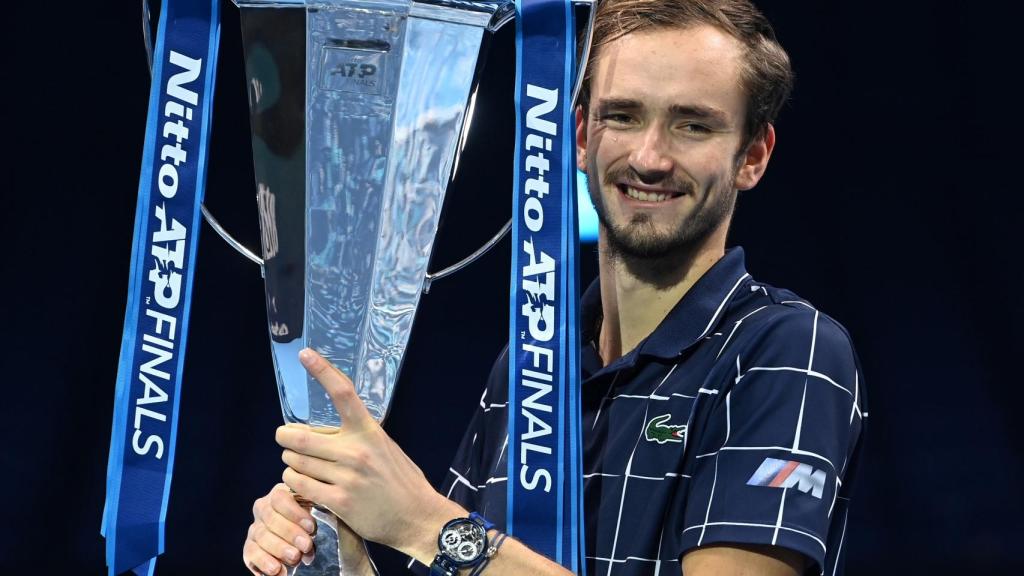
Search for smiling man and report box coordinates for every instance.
[243,1,866,575]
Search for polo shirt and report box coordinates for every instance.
[440,247,867,575]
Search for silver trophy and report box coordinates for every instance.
[237,0,516,572]
[143,0,594,572]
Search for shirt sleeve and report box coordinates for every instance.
[437,345,510,519]
[679,307,865,573]
[410,347,510,573]
[441,388,491,513]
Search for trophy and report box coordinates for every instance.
[236,0,515,572]
[138,0,594,571]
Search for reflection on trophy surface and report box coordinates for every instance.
[234,0,515,572]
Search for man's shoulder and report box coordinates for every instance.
[724,279,859,366]
[735,278,856,341]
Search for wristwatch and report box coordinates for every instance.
[429,512,497,576]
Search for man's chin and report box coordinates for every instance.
[606,230,687,261]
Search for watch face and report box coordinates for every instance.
[439,519,487,564]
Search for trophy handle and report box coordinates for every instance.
[203,197,513,283]
[141,0,154,76]
[422,0,596,293]
[572,0,598,106]
[423,218,511,293]
[200,205,265,266]
[290,494,380,576]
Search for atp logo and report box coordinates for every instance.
[332,62,377,79]
[320,47,384,95]
[644,414,686,444]
[747,457,827,499]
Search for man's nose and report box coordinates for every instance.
[628,126,674,180]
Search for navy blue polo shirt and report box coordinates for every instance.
[439,247,867,575]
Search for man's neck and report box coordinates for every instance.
[596,231,727,365]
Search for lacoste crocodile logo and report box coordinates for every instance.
[645,414,686,444]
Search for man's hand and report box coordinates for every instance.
[276,348,462,561]
[242,483,316,576]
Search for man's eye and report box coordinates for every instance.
[600,113,635,125]
[680,123,711,134]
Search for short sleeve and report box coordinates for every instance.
[411,348,511,574]
[437,346,510,520]
[679,308,865,573]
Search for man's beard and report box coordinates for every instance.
[588,163,737,262]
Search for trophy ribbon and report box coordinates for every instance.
[506,0,585,570]
[101,0,221,574]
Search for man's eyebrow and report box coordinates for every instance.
[669,104,729,123]
[595,99,730,123]
[595,98,644,112]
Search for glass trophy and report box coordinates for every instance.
[238,0,514,572]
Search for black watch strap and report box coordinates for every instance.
[429,554,459,576]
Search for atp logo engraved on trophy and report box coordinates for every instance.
[319,46,386,95]
[333,62,377,79]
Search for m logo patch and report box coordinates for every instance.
[747,457,826,499]
[644,414,686,444]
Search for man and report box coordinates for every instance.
[243,1,866,574]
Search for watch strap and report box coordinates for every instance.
[430,554,458,576]
[468,512,495,532]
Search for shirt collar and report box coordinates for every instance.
[580,247,751,363]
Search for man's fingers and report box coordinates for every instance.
[298,348,375,431]
[276,425,338,461]
[283,466,350,517]
[282,449,338,486]
[268,483,317,535]
[257,492,313,556]
[244,483,319,576]
[251,520,304,567]
[243,536,288,575]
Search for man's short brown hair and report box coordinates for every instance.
[579,0,794,146]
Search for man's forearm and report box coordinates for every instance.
[464,536,574,575]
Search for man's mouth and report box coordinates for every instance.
[618,184,683,203]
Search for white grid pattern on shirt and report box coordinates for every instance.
[603,364,679,576]
[441,277,863,574]
[681,305,862,576]
[683,521,827,552]
[831,508,849,576]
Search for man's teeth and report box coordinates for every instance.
[625,186,672,202]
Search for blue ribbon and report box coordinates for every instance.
[101,1,219,573]
[507,0,585,571]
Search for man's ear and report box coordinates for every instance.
[575,105,588,172]
[734,123,776,191]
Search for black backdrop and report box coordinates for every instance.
[4,1,1022,574]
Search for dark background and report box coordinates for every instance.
[3,1,1021,574]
